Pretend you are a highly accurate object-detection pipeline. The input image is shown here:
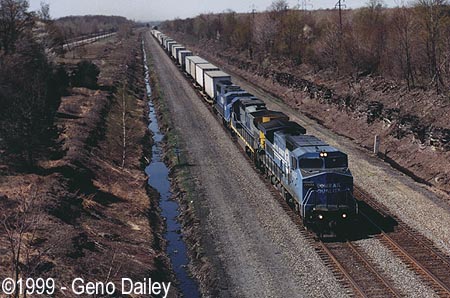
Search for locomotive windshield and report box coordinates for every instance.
[299,158,323,169]
[325,156,348,168]
[298,156,348,169]
[226,93,252,104]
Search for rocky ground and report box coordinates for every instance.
[0,31,174,297]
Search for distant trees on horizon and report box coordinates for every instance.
[162,0,450,93]
[56,15,132,42]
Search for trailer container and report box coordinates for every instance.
[169,43,181,56]
[159,34,166,44]
[195,63,220,88]
[166,41,176,52]
[204,71,232,99]
[162,36,171,47]
[185,56,208,79]
[172,45,185,60]
[164,38,173,49]
[178,50,192,68]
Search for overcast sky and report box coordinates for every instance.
[28,0,401,22]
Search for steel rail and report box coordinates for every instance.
[360,210,450,297]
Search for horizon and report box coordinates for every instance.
[28,0,403,22]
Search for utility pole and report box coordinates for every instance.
[251,4,256,17]
[299,0,312,12]
[335,0,346,34]
[249,4,256,60]
[334,0,346,74]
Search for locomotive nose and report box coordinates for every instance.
[329,220,337,229]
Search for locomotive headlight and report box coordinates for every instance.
[342,213,347,219]
[320,152,328,157]
[318,214,324,220]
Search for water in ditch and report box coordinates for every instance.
[142,40,200,297]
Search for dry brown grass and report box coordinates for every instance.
[0,30,172,297]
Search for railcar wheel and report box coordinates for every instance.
[259,165,265,174]
[282,188,290,206]
[270,175,277,185]
[302,219,308,230]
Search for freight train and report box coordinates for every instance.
[150,30,358,235]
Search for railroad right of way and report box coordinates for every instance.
[144,30,350,298]
[178,37,450,259]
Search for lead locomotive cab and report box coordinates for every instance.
[287,135,358,235]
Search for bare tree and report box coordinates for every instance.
[105,82,140,170]
[120,84,128,169]
[351,0,387,74]
[38,1,50,21]
[269,0,289,12]
[391,3,417,89]
[0,0,32,53]
[2,184,46,298]
[414,0,449,92]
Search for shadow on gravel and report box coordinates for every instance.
[320,201,398,243]
[170,162,195,170]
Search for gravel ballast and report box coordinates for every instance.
[357,238,438,298]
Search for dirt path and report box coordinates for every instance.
[145,32,349,298]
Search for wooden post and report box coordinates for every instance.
[175,148,181,165]
[373,135,380,155]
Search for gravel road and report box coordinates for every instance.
[144,32,349,298]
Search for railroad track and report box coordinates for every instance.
[263,182,403,297]
[319,241,401,298]
[355,187,450,298]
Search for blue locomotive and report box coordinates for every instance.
[258,121,357,231]
[151,30,359,234]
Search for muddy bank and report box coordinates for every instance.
[166,31,450,195]
[142,39,199,297]
[143,35,228,297]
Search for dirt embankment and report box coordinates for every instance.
[0,32,174,297]
[167,32,450,195]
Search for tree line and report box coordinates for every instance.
[162,0,450,93]
[0,1,129,169]
[0,0,67,168]
[56,15,132,42]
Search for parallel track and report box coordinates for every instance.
[319,241,401,298]
[261,181,402,298]
[355,187,450,298]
